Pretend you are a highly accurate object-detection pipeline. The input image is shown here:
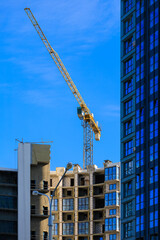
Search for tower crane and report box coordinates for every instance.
[24,8,101,169]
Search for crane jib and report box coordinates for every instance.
[24,7,101,168]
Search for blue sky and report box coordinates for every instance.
[0,0,120,170]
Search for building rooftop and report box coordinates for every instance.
[0,167,17,172]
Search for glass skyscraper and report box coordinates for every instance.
[121,0,159,239]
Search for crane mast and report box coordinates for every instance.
[24,8,101,168]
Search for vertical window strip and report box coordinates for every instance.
[150,143,158,162]
[136,193,144,210]
[136,128,144,146]
[150,75,158,95]
[150,8,159,28]
[124,58,134,75]
[124,37,134,55]
[136,85,144,103]
[136,215,144,232]
[150,166,158,184]
[136,150,144,168]
[149,188,158,206]
[136,41,144,60]
[136,107,144,125]
[136,0,144,17]
[150,30,159,50]
[150,211,158,228]
[124,140,133,156]
[136,172,144,189]
[124,0,133,14]
[136,19,144,39]
[124,16,134,35]
[150,53,158,72]
[150,99,158,117]
[136,63,144,82]
[124,78,133,96]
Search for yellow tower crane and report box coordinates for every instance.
[24,8,101,169]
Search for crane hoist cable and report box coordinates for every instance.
[24,8,101,168]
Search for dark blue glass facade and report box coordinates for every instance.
[121,0,159,239]
[0,171,17,240]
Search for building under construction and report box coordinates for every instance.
[50,160,120,240]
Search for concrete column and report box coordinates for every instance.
[74,172,78,238]
[18,143,31,240]
[59,178,63,240]
[89,171,93,240]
